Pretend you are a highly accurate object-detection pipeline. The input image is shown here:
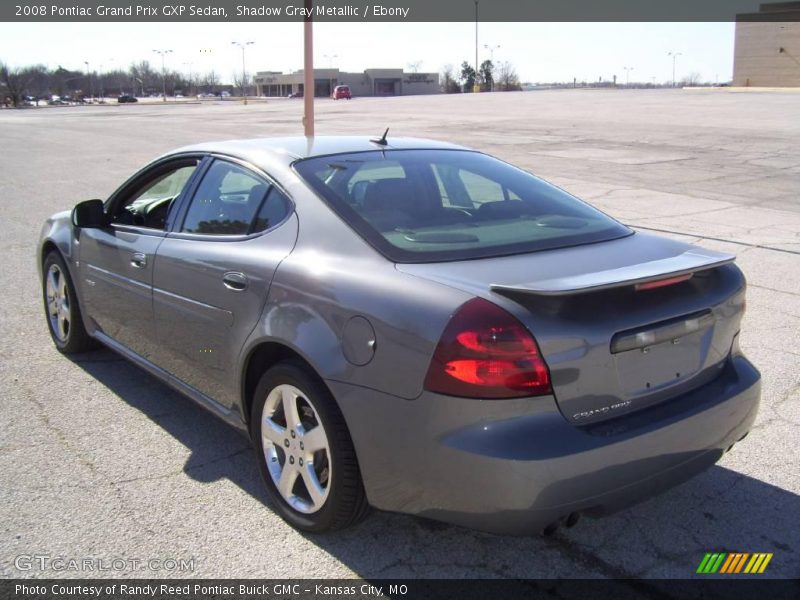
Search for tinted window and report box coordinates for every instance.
[294,150,631,262]
[181,161,289,235]
[252,187,292,233]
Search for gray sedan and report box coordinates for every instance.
[38,136,760,535]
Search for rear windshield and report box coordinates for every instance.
[294,149,631,263]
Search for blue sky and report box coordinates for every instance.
[0,21,735,84]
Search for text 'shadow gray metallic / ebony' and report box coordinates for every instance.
[38,136,760,534]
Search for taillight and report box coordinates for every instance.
[424,297,552,399]
[635,273,693,291]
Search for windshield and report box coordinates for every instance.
[294,149,632,263]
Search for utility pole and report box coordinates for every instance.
[232,41,254,104]
[303,0,314,136]
[483,44,500,91]
[153,49,173,101]
[668,51,682,88]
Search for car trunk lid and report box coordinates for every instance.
[399,232,745,424]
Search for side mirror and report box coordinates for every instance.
[72,199,106,228]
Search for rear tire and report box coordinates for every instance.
[250,360,369,532]
[42,251,97,354]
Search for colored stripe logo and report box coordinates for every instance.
[697,552,773,574]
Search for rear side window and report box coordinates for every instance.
[294,149,631,262]
[181,160,290,235]
[252,187,291,233]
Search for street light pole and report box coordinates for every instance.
[668,51,682,88]
[232,41,255,104]
[183,62,193,96]
[153,49,173,101]
[323,53,337,97]
[483,43,500,91]
[84,61,92,102]
[623,66,634,86]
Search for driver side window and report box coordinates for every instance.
[113,162,199,230]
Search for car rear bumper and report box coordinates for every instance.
[329,354,760,535]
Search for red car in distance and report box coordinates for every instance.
[332,85,352,100]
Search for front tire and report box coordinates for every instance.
[42,251,96,354]
[250,360,369,532]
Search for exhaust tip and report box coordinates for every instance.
[565,512,581,528]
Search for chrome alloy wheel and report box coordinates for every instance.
[45,263,70,342]
[261,384,332,514]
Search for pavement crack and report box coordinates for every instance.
[111,446,250,486]
[184,446,251,474]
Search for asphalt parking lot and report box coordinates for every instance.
[1,89,798,581]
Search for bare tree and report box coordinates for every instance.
[129,61,158,95]
[681,72,702,86]
[22,64,50,99]
[201,70,219,95]
[232,70,250,96]
[496,61,522,91]
[440,64,460,93]
[0,62,33,107]
[407,60,423,73]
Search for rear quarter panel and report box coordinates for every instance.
[239,172,472,407]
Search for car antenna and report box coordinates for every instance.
[371,128,390,146]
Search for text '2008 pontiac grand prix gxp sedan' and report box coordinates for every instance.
[38,136,760,535]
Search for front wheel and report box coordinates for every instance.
[250,361,369,532]
[42,251,97,354]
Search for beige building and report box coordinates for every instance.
[733,2,800,87]
[253,68,440,97]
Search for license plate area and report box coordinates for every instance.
[611,310,714,397]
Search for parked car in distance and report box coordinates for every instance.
[117,95,138,103]
[38,136,760,536]
[332,85,352,100]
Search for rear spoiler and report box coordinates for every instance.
[490,249,735,297]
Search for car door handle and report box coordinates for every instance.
[130,252,147,268]
[223,272,248,291]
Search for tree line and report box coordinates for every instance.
[440,60,522,93]
[0,60,233,107]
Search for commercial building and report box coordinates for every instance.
[733,2,800,87]
[253,68,440,97]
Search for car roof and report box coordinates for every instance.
[169,136,470,166]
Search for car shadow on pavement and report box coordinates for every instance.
[72,348,799,579]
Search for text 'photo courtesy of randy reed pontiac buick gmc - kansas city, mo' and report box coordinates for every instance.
[38,135,760,535]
